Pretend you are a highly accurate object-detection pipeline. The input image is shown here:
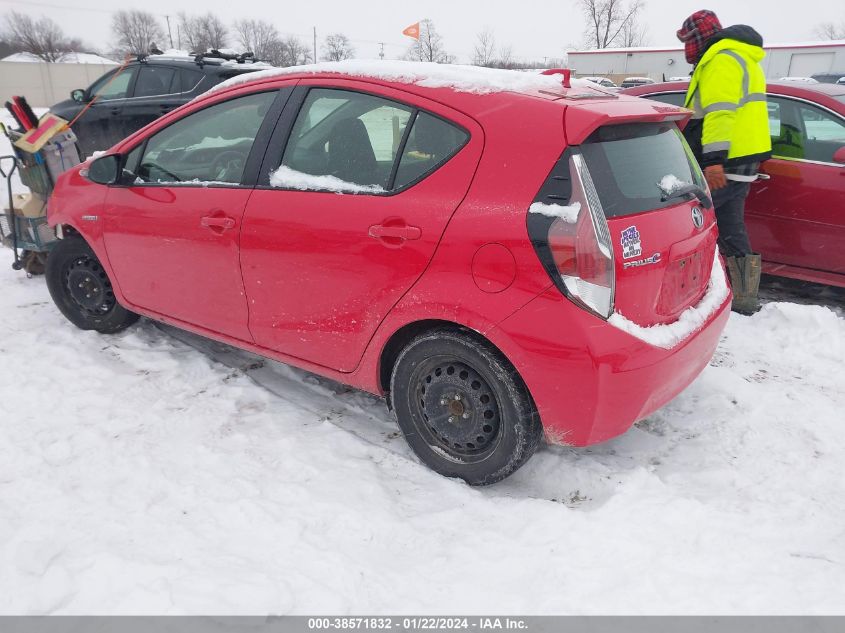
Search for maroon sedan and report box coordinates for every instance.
[624,81,845,288]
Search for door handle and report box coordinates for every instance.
[201,216,235,230]
[368,223,421,240]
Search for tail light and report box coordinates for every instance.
[528,152,615,319]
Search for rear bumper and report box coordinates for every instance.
[489,285,731,446]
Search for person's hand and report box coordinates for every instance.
[704,164,727,190]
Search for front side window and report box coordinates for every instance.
[90,67,137,100]
[798,103,845,162]
[768,97,805,159]
[131,91,276,185]
[134,66,177,98]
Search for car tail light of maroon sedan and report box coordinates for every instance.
[622,79,845,289]
[44,62,731,484]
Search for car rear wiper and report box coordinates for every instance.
[660,184,713,209]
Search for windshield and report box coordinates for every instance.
[578,122,706,217]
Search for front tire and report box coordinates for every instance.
[390,329,542,485]
[46,236,139,333]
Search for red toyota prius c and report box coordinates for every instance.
[45,62,731,484]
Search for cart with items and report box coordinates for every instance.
[1,100,81,275]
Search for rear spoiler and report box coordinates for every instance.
[565,97,692,145]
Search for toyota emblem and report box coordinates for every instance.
[691,206,704,229]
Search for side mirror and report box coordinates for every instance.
[71,88,87,103]
[833,146,845,165]
[86,155,120,185]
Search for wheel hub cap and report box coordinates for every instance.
[416,361,500,456]
[65,256,115,316]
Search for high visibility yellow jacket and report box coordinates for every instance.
[684,37,772,167]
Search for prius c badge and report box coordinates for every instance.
[621,226,642,260]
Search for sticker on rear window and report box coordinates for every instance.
[621,226,642,260]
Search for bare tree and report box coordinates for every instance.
[276,35,312,66]
[620,18,649,47]
[3,11,70,62]
[472,27,496,66]
[322,33,354,61]
[813,21,845,40]
[404,19,451,63]
[178,12,228,54]
[112,10,164,56]
[580,0,645,49]
[497,44,514,69]
[233,18,280,62]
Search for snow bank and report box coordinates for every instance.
[609,253,730,348]
[269,165,385,194]
[206,60,596,97]
[528,202,581,223]
[1,252,844,614]
[2,52,116,64]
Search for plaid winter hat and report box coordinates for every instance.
[677,10,723,64]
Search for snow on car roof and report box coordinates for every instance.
[206,59,596,97]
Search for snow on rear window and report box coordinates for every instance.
[204,60,596,97]
[269,165,385,194]
[608,252,729,349]
[657,174,688,195]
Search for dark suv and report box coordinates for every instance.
[50,51,267,157]
[810,72,845,85]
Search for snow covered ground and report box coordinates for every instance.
[1,251,844,615]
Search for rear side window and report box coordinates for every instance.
[281,89,412,190]
[394,112,468,190]
[134,66,177,98]
[179,69,203,92]
[579,122,705,217]
[644,93,686,107]
[275,88,467,193]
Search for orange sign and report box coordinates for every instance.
[402,22,420,40]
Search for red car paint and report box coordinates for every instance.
[622,80,845,288]
[48,71,730,447]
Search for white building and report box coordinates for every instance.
[568,40,845,83]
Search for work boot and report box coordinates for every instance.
[725,254,762,315]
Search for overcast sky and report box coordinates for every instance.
[1,0,842,62]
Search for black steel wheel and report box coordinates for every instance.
[391,328,542,485]
[46,236,139,333]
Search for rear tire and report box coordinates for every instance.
[390,328,542,485]
[46,236,139,333]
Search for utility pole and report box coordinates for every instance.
[165,15,174,49]
[378,42,385,60]
[313,26,317,63]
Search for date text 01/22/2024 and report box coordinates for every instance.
[306,617,528,630]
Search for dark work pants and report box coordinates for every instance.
[711,180,753,257]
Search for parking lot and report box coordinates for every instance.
[2,255,843,614]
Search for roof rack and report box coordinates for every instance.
[193,50,256,67]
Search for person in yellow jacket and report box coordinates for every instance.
[677,10,772,314]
